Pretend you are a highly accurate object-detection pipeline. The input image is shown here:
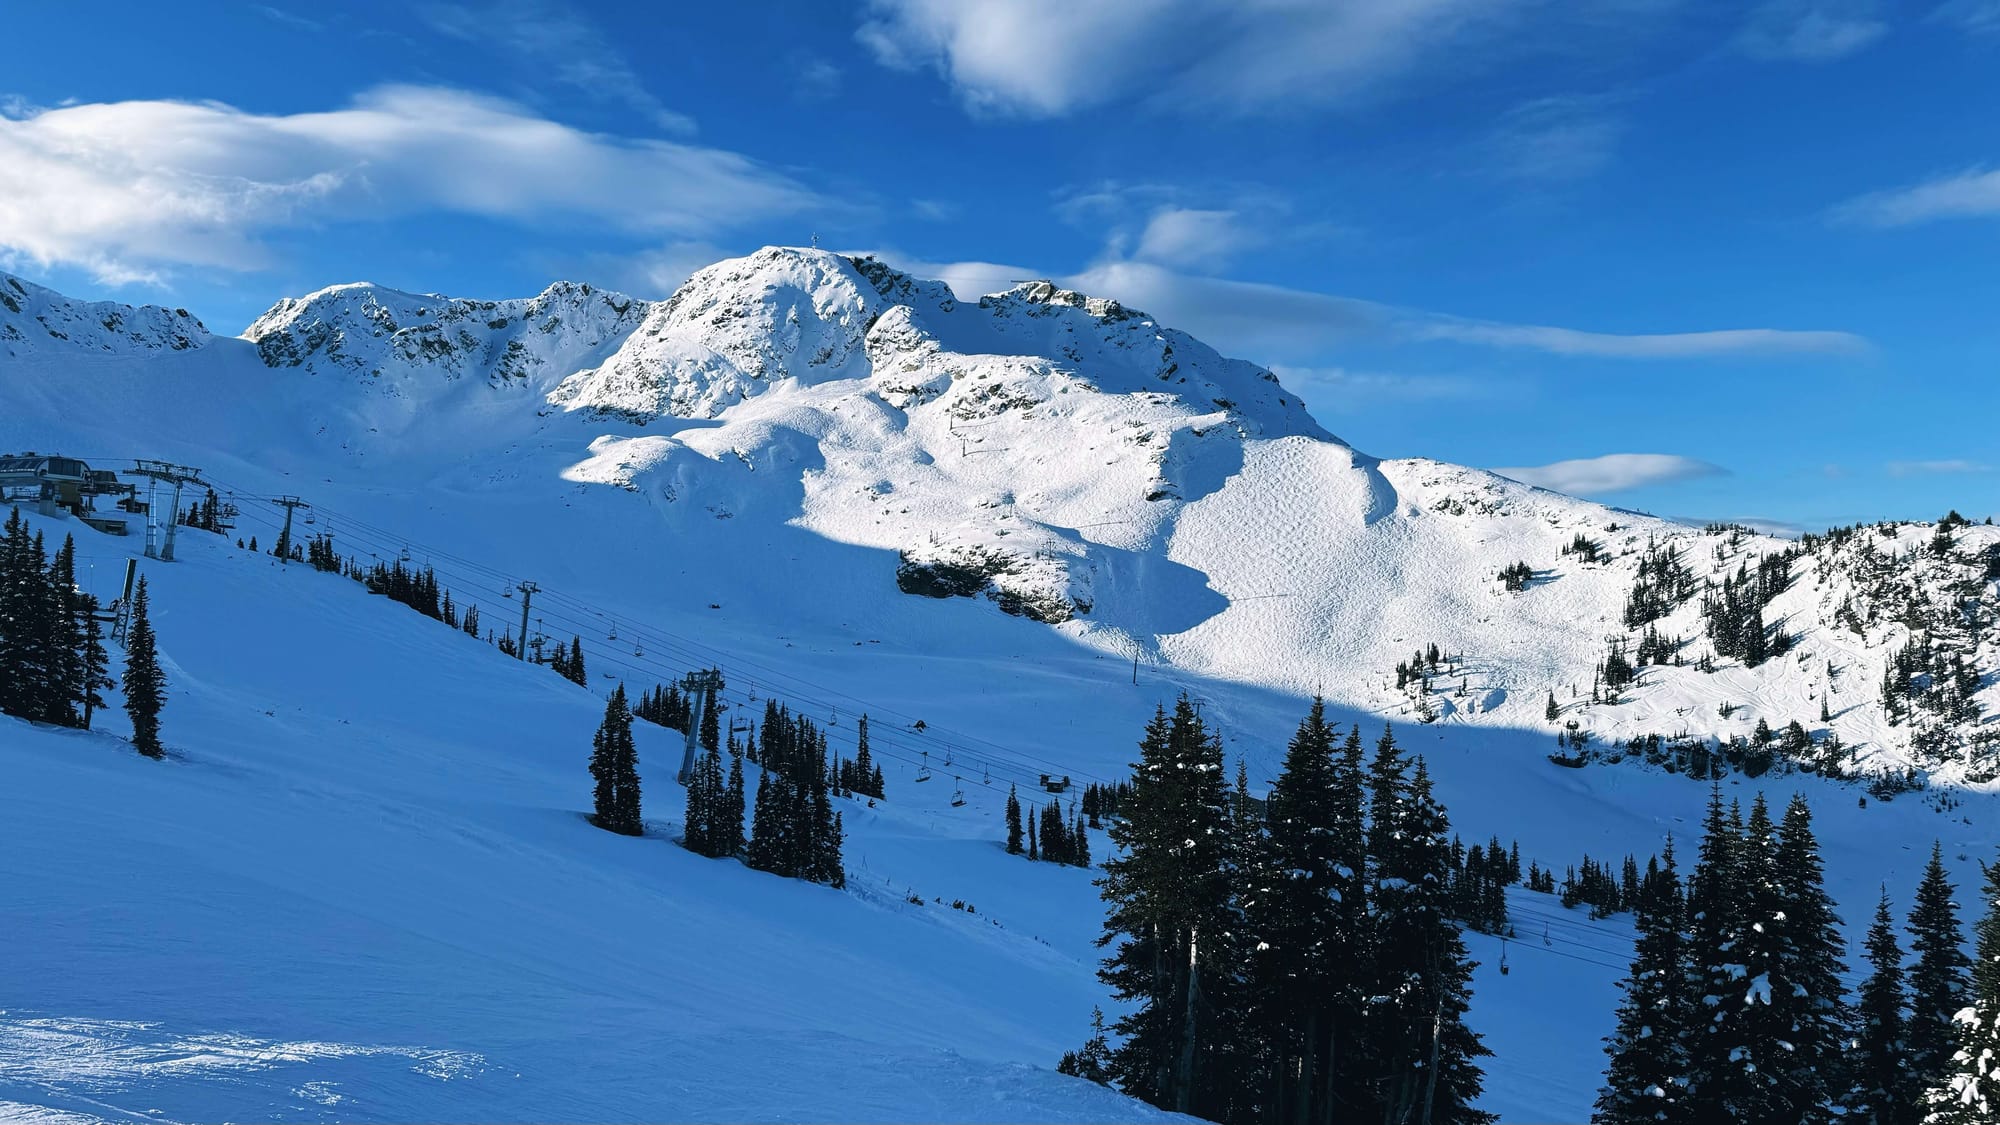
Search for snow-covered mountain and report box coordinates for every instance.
[216,246,2000,786]
[2,250,1997,1123]
[0,270,210,359]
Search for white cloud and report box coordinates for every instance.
[1886,459,1994,477]
[856,0,1646,118]
[1736,1,1889,61]
[1494,453,1728,495]
[1483,96,1624,182]
[0,86,822,285]
[419,1,697,134]
[1835,168,2000,226]
[1132,208,1264,270]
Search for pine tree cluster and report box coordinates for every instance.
[1498,560,1536,593]
[177,488,235,534]
[0,510,114,734]
[1006,784,1092,868]
[549,635,588,687]
[587,685,643,835]
[633,682,695,732]
[742,699,845,887]
[1623,540,1698,628]
[1593,793,2000,1125]
[1084,699,1492,1124]
[1701,552,1795,668]
[831,713,886,799]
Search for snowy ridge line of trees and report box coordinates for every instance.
[1596,789,2000,1125]
[1064,699,1493,1124]
[202,476,1116,798]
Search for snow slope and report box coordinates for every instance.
[2,249,1998,1122]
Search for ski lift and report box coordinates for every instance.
[633,641,644,657]
[981,765,991,785]
[747,684,759,702]
[304,512,316,525]
[950,777,966,807]
[915,751,932,783]
[943,745,954,767]
[608,619,619,641]
[398,544,412,563]
[1499,937,1510,976]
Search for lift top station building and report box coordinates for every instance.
[0,451,137,535]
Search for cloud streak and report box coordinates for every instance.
[1735,1,1888,61]
[1058,260,1869,363]
[1494,453,1729,495]
[856,0,1662,118]
[0,86,822,285]
[419,0,696,134]
[1886,459,1994,477]
[1835,168,2000,226]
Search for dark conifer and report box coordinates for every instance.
[1006,784,1024,854]
[588,685,642,835]
[122,577,166,759]
[1096,698,1235,1118]
[1596,835,1689,1125]
[1908,844,1972,1095]
[1846,889,1915,1125]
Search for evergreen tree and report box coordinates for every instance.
[75,588,111,729]
[122,577,166,759]
[1096,698,1236,1118]
[1681,786,1744,1120]
[721,749,746,857]
[1923,851,2000,1123]
[1908,844,1973,1094]
[1767,794,1850,1122]
[1006,784,1024,855]
[1057,1007,1116,1086]
[1595,835,1689,1125]
[1846,889,1916,1125]
[1243,698,1372,1125]
[1363,750,1494,1125]
[43,535,83,727]
[683,740,728,857]
[588,685,642,835]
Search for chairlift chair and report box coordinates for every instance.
[950,778,966,807]
[915,751,932,782]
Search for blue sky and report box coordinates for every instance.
[2,0,1996,532]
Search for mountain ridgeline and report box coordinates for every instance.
[4,247,1996,792]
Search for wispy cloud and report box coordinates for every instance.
[1931,0,2000,35]
[1064,260,1871,362]
[856,0,1669,118]
[1736,0,1889,61]
[1494,453,1729,495]
[1835,167,2000,226]
[863,253,1867,366]
[255,4,326,32]
[1483,95,1624,182]
[0,86,822,285]
[419,0,696,134]
[1887,458,1994,477]
[1131,208,1267,270]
